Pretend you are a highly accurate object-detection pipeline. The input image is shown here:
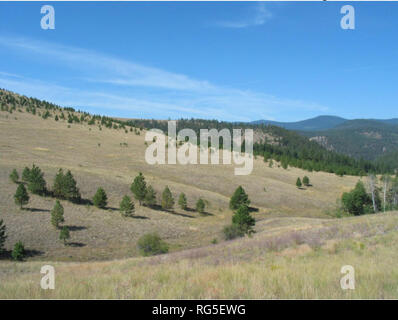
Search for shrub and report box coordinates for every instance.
[9,169,19,183]
[11,241,25,261]
[51,200,65,228]
[223,224,244,240]
[137,233,169,256]
[93,187,108,208]
[0,219,7,254]
[14,183,29,209]
[178,193,187,210]
[120,195,135,217]
[196,198,205,214]
[229,186,250,210]
[161,186,174,210]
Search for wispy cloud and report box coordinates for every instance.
[214,3,272,29]
[0,35,328,121]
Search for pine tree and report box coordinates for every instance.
[21,167,30,182]
[229,186,250,210]
[144,185,156,207]
[196,198,205,214]
[14,183,29,209]
[11,241,25,261]
[232,205,255,235]
[178,193,187,210]
[59,226,70,245]
[9,169,19,183]
[0,219,7,254]
[296,178,302,189]
[120,195,135,217]
[51,200,65,228]
[130,173,147,205]
[161,186,174,210]
[63,170,81,202]
[27,164,46,195]
[93,187,108,208]
[303,176,310,186]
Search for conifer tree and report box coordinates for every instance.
[59,226,70,245]
[130,173,147,205]
[144,185,156,207]
[14,183,29,209]
[296,178,302,189]
[120,195,135,217]
[303,176,310,186]
[178,193,187,210]
[229,186,250,210]
[9,169,19,183]
[161,186,174,210]
[93,187,107,208]
[21,167,30,182]
[51,200,65,228]
[196,198,205,214]
[232,205,255,235]
[11,241,25,261]
[27,164,46,195]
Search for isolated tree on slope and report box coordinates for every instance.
[130,173,147,205]
[14,183,29,209]
[161,186,174,210]
[296,178,302,189]
[59,226,70,245]
[51,200,65,228]
[178,193,187,210]
[93,187,108,209]
[303,176,310,187]
[120,195,135,217]
[196,198,205,214]
[229,186,250,210]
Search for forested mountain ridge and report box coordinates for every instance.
[0,88,395,175]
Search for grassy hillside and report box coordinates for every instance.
[1,90,397,299]
[0,107,362,261]
[1,212,398,298]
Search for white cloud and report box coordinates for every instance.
[0,35,328,121]
[214,3,272,29]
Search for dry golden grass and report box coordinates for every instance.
[2,109,395,299]
[0,110,360,261]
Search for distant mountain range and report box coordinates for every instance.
[251,115,398,132]
[252,116,398,163]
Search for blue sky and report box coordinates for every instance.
[0,1,397,121]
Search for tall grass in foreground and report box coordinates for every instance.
[0,230,398,299]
